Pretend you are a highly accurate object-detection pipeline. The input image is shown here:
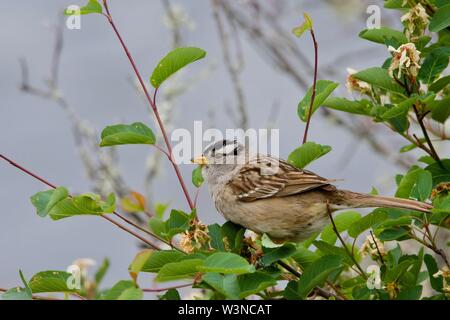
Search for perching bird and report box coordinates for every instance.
[192,139,432,242]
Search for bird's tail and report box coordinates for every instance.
[338,190,432,213]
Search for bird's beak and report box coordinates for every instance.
[191,155,209,165]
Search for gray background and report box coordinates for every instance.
[0,0,431,294]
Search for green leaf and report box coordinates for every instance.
[425,159,450,186]
[292,247,320,268]
[418,47,450,84]
[100,122,156,147]
[424,254,443,292]
[359,27,407,45]
[238,272,277,298]
[430,98,450,123]
[283,280,303,300]
[400,140,425,153]
[261,243,297,266]
[103,280,143,300]
[378,227,410,241]
[292,13,313,37]
[429,75,450,93]
[395,166,422,198]
[409,248,424,285]
[203,271,277,299]
[295,255,343,299]
[30,189,116,221]
[413,170,433,201]
[202,273,239,299]
[198,253,255,275]
[297,80,339,121]
[29,271,76,293]
[94,258,110,286]
[208,224,226,251]
[322,97,372,116]
[429,4,450,32]
[129,249,153,283]
[384,0,409,9]
[348,209,388,238]
[19,270,32,298]
[156,259,203,282]
[381,97,416,120]
[140,250,186,273]
[353,67,406,95]
[154,203,169,219]
[320,211,362,244]
[1,270,34,300]
[1,287,32,300]
[192,166,204,188]
[64,0,103,15]
[30,187,68,218]
[221,221,246,253]
[151,47,206,88]
[261,233,282,248]
[397,285,422,300]
[312,241,354,266]
[287,142,331,169]
[385,258,416,283]
[158,288,181,300]
[148,209,192,241]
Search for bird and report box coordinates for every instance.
[191,139,432,243]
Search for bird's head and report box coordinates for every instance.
[191,139,247,167]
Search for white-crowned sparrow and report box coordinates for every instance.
[192,139,432,242]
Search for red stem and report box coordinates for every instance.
[302,29,318,145]
[103,1,194,210]
[142,282,193,292]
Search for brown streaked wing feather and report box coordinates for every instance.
[227,156,336,202]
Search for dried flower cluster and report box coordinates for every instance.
[388,43,421,79]
[401,4,429,40]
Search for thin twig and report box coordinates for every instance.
[370,231,385,266]
[142,282,193,292]
[302,29,318,144]
[102,0,194,210]
[409,232,450,269]
[412,103,443,167]
[326,202,367,279]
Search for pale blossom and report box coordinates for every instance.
[388,43,421,79]
[346,68,371,95]
[401,4,429,39]
[360,234,385,258]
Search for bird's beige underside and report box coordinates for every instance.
[214,186,336,242]
[213,157,339,242]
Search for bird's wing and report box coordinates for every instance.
[227,156,336,202]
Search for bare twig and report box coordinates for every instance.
[302,28,318,144]
[370,230,385,266]
[142,282,193,292]
[102,1,194,210]
[326,202,367,279]
[412,103,443,167]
